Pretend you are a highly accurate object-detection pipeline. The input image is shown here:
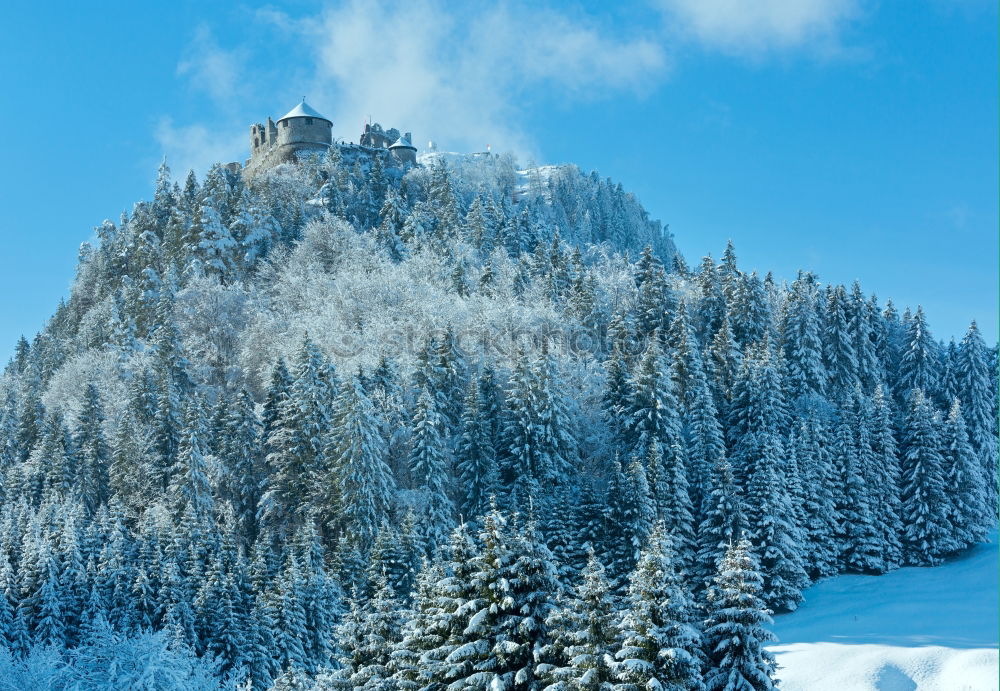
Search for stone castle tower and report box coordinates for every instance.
[243,99,418,177]
[245,99,333,176]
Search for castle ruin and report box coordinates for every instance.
[243,99,417,178]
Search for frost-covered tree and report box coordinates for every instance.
[336,572,403,689]
[455,379,498,521]
[168,394,215,525]
[442,511,558,689]
[407,388,455,554]
[822,285,858,398]
[614,525,704,691]
[897,306,939,403]
[695,459,743,595]
[326,377,395,546]
[956,321,998,513]
[702,538,778,691]
[624,337,686,475]
[834,403,884,573]
[941,399,989,549]
[782,272,825,404]
[258,340,333,543]
[899,389,951,565]
[870,386,904,569]
[742,430,808,611]
[74,383,109,515]
[539,551,617,690]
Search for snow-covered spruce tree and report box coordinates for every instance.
[29,409,73,504]
[296,523,341,672]
[367,523,412,600]
[393,522,480,688]
[742,429,809,611]
[941,399,989,550]
[455,379,498,521]
[407,387,455,555]
[694,255,725,344]
[431,327,469,434]
[728,271,770,348]
[726,342,787,483]
[217,388,264,545]
[443,510,558,689]
[626,454,656,565]
[74,383,110,515]
[613,525,705,691]
[694,459,744,596]
[602,317,634,449]
[899,389,952,565]
[325,376,396,547]
[702,538,778,691]
[623,334,683,462]
[542,483,583,585]
[389,559,446,689]
[896,306,939,404]
[532,342,578,488]
[258,339,334,545]
[781,271,826,405]
[499,343,576,508]
[682,365,726,518]
[645,440,696,573]
[666,299,703,411]
[336,571,403,690]
[727,343,807,609]
[956,320,999,515]
[833,401,884,573]
[849,283,884,393]
[793,416,840,579]
[604,455,641,579]
[186,196,237,281]
[168,394,215,526]
[538,551,617,690]
[822,284,859,398]
[633,246,673,340]
[500,350,543,499]
[870,385,904,569]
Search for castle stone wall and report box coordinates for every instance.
[277,117,332,148]
[246,115,332,179]
[245,142,329,179]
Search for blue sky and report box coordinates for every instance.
[0,0,996,361]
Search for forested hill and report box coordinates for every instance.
[0,148,995,690]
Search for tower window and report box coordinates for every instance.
[305,118,312,125]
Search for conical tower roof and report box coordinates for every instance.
[278,99,331,124]
[390,132,416,150]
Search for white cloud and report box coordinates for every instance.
[155,118,246,177]
[278,0,668,157]
[654,0,860,55]
[176,25,247,110]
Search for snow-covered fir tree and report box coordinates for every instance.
[702,538,778,691]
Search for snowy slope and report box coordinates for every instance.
[770,531,999,690]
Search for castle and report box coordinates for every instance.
[242,99,417,178]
